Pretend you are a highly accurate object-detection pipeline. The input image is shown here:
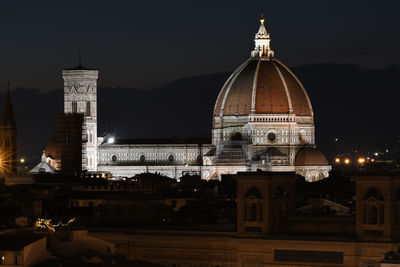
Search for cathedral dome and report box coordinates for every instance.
[295,147,329,166]
[213,16,312,119]
[213,58,313,117]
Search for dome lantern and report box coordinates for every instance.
[251,14,274,58]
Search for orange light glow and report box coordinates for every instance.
[371,158,375,162]
[344,158,350,165]
[0,149,15,173]
[334,158,340,163]
[358,157,366,164]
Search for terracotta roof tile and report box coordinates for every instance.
[222,60,258,116]
[255,61,289,114]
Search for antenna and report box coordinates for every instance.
[78,41,82,67]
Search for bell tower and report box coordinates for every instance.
[0,83,17,173]
[62,62,98,172]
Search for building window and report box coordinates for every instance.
[139,155,146,162]
[86,102,91,116]
[111,155,117,162]
[267,132,276,142]
[249,203,257,221]
[168,154,174,162]
[197,155,203,164]
[72,101,77,113]
[368,205,378,224]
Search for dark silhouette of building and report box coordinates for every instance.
[57,113,84,174]
[0,85,17,174]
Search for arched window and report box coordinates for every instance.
[364,188,384,200]
[363,187,384,225]
[245,187,263,199]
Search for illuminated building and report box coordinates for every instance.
[40,16,331,181]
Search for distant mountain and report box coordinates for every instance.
[3,63,399,163]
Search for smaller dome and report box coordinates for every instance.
[295,147,328,166]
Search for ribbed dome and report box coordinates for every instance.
[295,147,328,166]
[214,58,313,117]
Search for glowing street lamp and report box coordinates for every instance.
[344,158,350,165]
[334,157,340,164]
[358,157,366,164]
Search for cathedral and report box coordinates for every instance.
[44,16,331,182]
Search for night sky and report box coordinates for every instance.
[0,1,400,161]
[1,0,399,90]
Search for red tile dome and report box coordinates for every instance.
[214,58,313,117]
[295,147,329,166]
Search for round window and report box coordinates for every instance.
[168,154,174,162]
[111,155,117,162]
[139,155,146,162]
[267,132,276,142]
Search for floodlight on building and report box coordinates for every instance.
[107,137,115,144]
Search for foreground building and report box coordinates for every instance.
[43,16,330,181]
[90,171,400,267]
